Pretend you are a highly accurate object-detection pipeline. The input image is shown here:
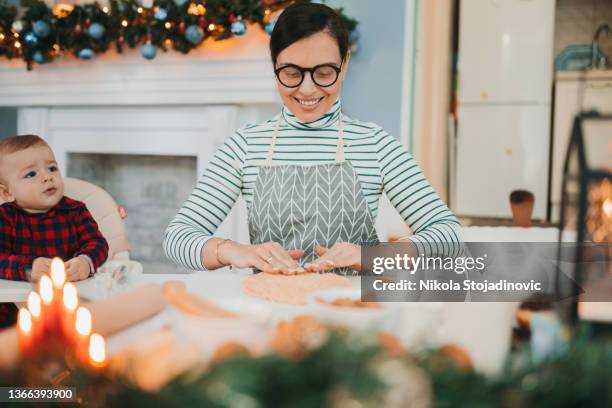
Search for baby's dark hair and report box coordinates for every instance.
[269,2,349,65]
[0,135,49,156]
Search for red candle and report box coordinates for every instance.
[61,283,79,347]
[26,292,42,345]
[88,333,107,369]
[38,275,55,335]
[74,306,92,364]
[17,308,33,355]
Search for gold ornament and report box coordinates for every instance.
[53,4,75,18]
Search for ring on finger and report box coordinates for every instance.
[265,256,274,263]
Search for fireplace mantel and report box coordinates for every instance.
[0,25,278,107]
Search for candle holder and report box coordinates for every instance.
[17,259,107,371]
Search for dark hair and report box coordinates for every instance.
[0,134,49,156]
[270,2,349,66]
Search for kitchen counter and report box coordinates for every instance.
[555,69,612,81]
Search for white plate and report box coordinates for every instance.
[307,288,401,332]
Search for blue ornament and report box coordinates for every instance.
[78,48,95,60]
[140,43,157,60]
[88,23,106,40]
[154,8,168,21]
[33,20,51,38]
[173,0,188,6]
[265,21,275,35]
[230,20,247,36]
[23,32,38,46]
[32,51,45,64]
[184,25,204,44]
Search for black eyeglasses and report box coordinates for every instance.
[274,63,342,88]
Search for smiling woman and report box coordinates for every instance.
[163,2,462,276]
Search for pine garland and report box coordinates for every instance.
[1,328,610,407]
[0,0,358,70]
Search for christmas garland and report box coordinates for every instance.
[0,0,358,70]
[1,327,610,407]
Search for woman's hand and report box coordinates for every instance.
[217,240,304,274]
[305,243,361,273]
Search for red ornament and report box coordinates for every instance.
[228,14,236,23]
[179,22,185,33]
[198,17,207,29]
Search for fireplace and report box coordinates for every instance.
[3,33,279,272]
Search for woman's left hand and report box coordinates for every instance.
[305,243,361,273]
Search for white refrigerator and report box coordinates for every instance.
[454,0,556,219]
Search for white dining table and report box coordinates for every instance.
[0,267,518,374]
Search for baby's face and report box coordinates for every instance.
[0,145,64,213]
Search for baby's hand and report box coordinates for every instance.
[66,256,91,281]
[28,257,52,282]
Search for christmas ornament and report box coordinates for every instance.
[78,48,94,60]
[32,51,45,64]
[173,0,188,6]
[23,32,38,46]
[140,43,157,60]
[154,8,168,21]
[87,23,106,40]
[184,25,203,44]
[11,20,23,32]
[265,21,275,35]
[33,20,51,38]
[230,20,247,36]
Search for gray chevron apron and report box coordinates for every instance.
[247,113,379,276]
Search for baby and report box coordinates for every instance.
[0,135,109,326]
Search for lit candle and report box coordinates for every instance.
[75,307,92,363]
[88,333,106,368]
[62,283,79,345]
[26,292,42,344]
[39,275,53,305]
[50,257,66,289]
[17,308,32,354]
[39,275,56,334]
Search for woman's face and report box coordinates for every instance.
[275,31,350,123]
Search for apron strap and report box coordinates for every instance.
[266,111,345,166]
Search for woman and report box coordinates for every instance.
[163,3,461,276]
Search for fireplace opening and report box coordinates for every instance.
[68,153,197,274]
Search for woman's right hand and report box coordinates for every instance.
[217,241,304,274]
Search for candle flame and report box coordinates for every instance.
[603,198,612,218]
[27,292,41,318]
[75,307,91,336]
[50,257,66,288]
[63,283,78,311]
[39,275,53,304]
[89,333,106,364]
[18,308,32,334]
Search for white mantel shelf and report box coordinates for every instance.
[0,24,278,106]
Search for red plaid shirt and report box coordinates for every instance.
[0,196,109,281]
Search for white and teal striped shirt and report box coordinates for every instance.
[163,100,461,270]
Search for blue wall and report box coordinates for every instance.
[327,0,408,140]
[0,108,17,139]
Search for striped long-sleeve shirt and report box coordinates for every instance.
[164,99,461,270]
